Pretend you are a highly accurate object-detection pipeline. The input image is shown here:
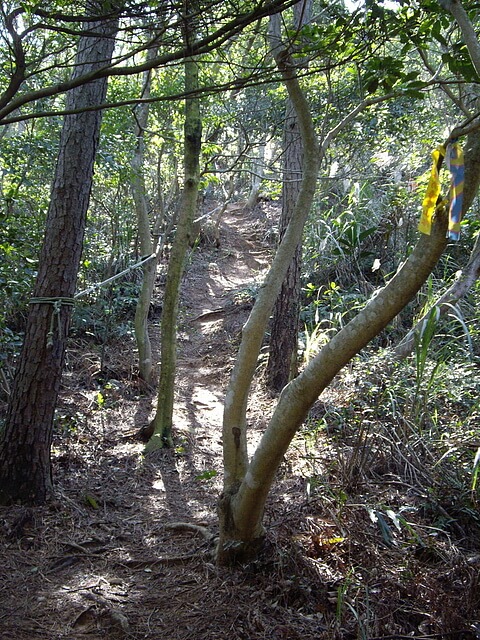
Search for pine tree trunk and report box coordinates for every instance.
[0,14,117,505]
[266,0,311,393]
[266,101,303,391]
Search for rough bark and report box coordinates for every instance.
[0,13,117,506]
[266,0,311,393]
[145,19,202,451]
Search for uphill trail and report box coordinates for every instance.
[163,201,274,464]
[0,200,286,640]
[1,199,478,639]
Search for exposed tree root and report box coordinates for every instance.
[119,525,217,567]
[165,521,217,543]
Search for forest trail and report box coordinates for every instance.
[0,201,299,640]
[1,200,478,640]
[168,201,273,456]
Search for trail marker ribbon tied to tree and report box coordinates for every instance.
[418,142,465,239]
[446,142,465,239]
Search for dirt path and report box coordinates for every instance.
[166,203,273,474]
[0,203,299,640]
[1,201,478,639]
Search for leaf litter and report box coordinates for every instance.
[1,202,479,639]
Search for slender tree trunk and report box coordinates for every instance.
[219,14,389,552]
[131,48,160,384]
[0,13,117,505]
[220,16,321,532]
[145,18,202,451]
[266,0,311,393]
[245,142,266,210]
[217,130,480,564]
[265,100,303,391]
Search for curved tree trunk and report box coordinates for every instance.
[218,207,450,563]
[221,52,320,499]
[217,127,480,564]
[265,99,303,391]
[0,12,118,505]
[219,12,399,563]
[218,0,480,563]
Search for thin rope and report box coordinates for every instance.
[29,297,75,348]
[74,253,156,299]
[27,253,157,348]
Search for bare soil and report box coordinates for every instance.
[1,202,479,639]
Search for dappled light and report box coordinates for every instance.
[2,0,480,636]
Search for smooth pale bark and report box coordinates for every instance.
[439,0,480,77]
[145,44,202,451]
[218,206,449,561]
[245,142,266,210]
[394,237,480,358]
[131,48,160,384]
[217,123,480,562]
[0,13,117,505]
[220,16,396,504]
[221,46,320,495]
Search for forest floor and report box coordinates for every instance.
[1,202,480,640]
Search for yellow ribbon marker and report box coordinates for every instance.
[418,145,445,236]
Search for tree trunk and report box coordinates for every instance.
[245,142,266,210]
[131,48,160,384]
[0,13,117,505]
[145,17,202,451]
[217,131,480,564]
[218,206,451,563]
[266,0,311,393]
[220,16,321,547]
[266,100,303,392]
[218,2,480,562]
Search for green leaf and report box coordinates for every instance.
[84,494,99,509]
[195,469,218,481]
